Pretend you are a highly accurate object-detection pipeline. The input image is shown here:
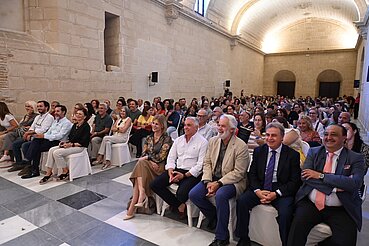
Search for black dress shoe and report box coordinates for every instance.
[236,238,251,246]
[21,172,40,179]
[209,238,229,246]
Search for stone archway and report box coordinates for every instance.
[317,69,343,99]
[274,70,296,98]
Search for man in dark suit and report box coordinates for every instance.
[235,122,301,246]
[287,124,365,246]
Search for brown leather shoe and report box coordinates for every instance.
[18,165,31,176]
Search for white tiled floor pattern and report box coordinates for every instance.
[0,216,38,244]
[0,164,231,245]
[0,164,106,192]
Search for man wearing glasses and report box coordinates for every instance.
[308,108,324,140]
[197,109,214,141]
[8,101,54,174]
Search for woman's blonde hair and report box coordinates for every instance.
[25,101,37,113]
[154,114,167,133]
[299,115,314,132]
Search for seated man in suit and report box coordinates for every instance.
[235,122,301,246]
[150,117,208,218]
[288,124,365,246]
[189,114,250,246]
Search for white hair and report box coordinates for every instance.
[220,114,237,129]
[186,116,199,127]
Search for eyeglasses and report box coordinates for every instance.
[197,115,206,118]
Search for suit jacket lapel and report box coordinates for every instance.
[223,136,235,169]
[260,144,268,178]
[315,147,326,172]
[335,148,347,175]
[212,137,221,172]
[277,145,287,177]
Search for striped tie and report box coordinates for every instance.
[264,150,276,191]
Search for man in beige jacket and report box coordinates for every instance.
[189,114,250,246]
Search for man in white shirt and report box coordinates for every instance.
[21,105,72,179]
[9,100,54,173]
[150,117,208,218]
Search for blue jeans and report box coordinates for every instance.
[189,182,236,240]
[12,139,31,164]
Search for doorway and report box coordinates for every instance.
[277,81,296,99]
[274,70,296,98]
[319,82,340,99]
[317,70,342,99]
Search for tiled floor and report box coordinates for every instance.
[0,158,368,246]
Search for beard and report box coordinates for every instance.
[218,129,231,140]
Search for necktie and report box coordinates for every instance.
[264,150,276,191]
[315,152,334,210]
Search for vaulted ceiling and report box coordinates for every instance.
[184,0,369,53]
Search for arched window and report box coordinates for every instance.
[194,0,210,16]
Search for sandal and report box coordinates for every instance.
[101,162,111,170]
[57,172,69,181]
[39,174,53,185]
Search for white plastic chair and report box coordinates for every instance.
[158,183,199,227]
[110,125,132,167]
[170,115,182,141]
[301,140,310,156]
[249,205,282,246]
[249,204,332,246]
[196,197,236,242]
[67,148,92,181]
[306,223,332,246]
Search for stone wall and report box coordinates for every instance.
[358,34,369,139]
[1,0,264,118]
[270,19,358,53]
[263,50,358,98]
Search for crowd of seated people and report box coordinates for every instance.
[0,92,368,246]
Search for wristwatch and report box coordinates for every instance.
[319,173,325,180]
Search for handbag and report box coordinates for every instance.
[15,127,27,138]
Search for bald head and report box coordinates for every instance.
[338,112,350,125]
[197,109,208,126]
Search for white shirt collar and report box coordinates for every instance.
[326,146,344,157]
[268,144,283,154]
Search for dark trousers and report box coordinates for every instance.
[150,168,201,209]
[25,138,60,174]
[287,198,357,246]
[189,182,236,241]
[129,129,151,156]
[354,103,359,119]
[12,139,31,164]
[235,189,294,246]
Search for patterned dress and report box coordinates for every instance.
[129,133,173,196]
